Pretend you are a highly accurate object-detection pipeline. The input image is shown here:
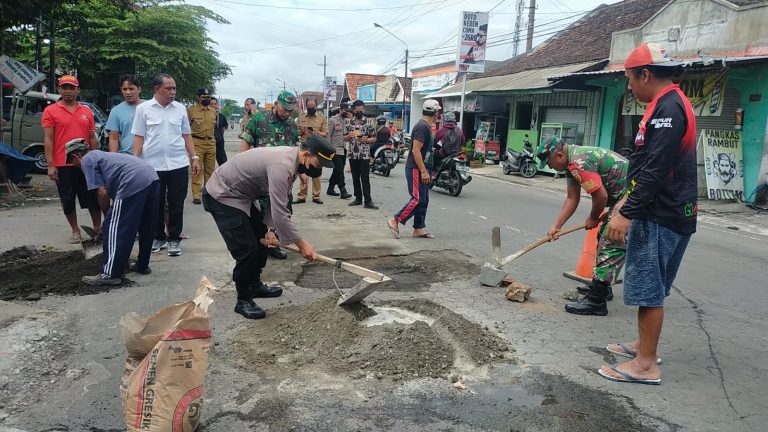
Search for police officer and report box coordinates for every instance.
[294,96,328,204]
[188,88,217,204]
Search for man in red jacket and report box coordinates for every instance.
[599,43,697,385]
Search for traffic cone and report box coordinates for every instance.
[562,221,602,284]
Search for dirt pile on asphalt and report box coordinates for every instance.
[230,295,512,381]
[296,250,479,292]
[0,246,123,300]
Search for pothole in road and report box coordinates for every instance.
[295,249,479,292]
[228,295,512,382]
[0,246,130,300]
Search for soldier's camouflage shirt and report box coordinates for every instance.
[240,108,299,148]
[566,145,628,206]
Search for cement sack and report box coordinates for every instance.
[120,277,218,432]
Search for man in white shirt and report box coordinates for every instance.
[132,73,200,257]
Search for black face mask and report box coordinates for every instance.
[307,108,316,116]
[354,112,364,119]
[298,163,323,178]
[201,99,211,106]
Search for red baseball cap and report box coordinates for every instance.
[58,75,80,87]
[624,43,684,69]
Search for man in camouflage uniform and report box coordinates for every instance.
[537,136,628,316]
[239,91,299,151]
[238,91,300,261]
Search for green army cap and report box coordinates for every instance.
[277,91,298,111]
[536,136,560,169]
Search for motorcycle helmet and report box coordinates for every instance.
[376,115,387,126]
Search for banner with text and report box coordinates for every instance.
[700,129,744,200]
[622,71,728,117]
[0,55,46,94]
[456,11,489,74]
[324,76,337,102]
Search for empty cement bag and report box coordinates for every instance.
[120,277,218,432]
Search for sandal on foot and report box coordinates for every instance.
[413,232,435,239]
[597,363,661,385]
[70,235,82,244]
[607,343,662,364]
[387,219,400,239]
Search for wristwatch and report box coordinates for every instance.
[190,155,200,160]
[267,228,276,234]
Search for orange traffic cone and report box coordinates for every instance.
[562,221,602,284]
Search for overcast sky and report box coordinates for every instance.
[190,0,617,105]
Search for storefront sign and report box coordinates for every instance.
[324,76,337,101]
[700,129,744,200]
[443,95,478,112]
[456,11,488,73]
[412,73,454,93]
[0,55,45,94]
[622,71,728,117]
[357,84,376,102]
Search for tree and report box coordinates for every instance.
[220,98,244,119]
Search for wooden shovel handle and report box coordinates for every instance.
[498,224,586,267]
[281,244,386,281]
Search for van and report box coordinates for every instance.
[1,91,108,173]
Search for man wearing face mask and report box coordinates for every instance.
[295,97,328,204]
[239,91,299,151]
[188,88,217,205]
[345,100,378,209]
[327,99,352,199]
[202,135,331,319]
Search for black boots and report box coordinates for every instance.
[235,299,266,319]
[250,282,283,298]
[327,187,340,196]
[577,284,613,300]
[339,187,352,200]
[565,279,609,316]
[267,247,288,260]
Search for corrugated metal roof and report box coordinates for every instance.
[426,61,600,98]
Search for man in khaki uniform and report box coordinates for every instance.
[294,97,328,204]
[188,88,217,204]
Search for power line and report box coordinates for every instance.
[221,27,374,54]
[213,0,449,11]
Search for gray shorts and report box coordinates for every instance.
[623,219,691,307]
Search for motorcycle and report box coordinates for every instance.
[391,132,404,166]
[370,142,396,177]
[429,152,472,197]
[501,135,537,178]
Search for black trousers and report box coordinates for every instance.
[203,191,268,301]
[349,158,372,203]
[155,166,188,242]
[328,151,347,191]
[215,138,228,165]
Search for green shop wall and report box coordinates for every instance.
[588,77,627,150]
[730,65,768,198]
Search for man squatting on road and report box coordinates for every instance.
[203,135,337,319]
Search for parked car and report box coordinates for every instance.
[2,92,108,173]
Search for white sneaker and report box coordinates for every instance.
[168,240,182,257]
[151,239,167,253]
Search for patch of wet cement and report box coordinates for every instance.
[295,249,479,292]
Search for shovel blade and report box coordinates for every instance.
[81,240,102,260]
[337,276,391,306]
[479,262,507,287]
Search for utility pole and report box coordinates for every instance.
[318,55,329,119]
[48,19,56,92]
[35,13,42,76]
[512,0,525,57]
[403,48,408,131]
[526,0,536,53]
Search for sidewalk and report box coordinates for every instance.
[470,163,768,237]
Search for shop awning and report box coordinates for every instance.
[425,61,602,98]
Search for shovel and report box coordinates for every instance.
[80,225,103,260]
[280,244,392,306]
[479,224,586,287]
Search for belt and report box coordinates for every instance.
[192,134,213,140]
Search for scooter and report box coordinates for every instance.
[429,151,471,197]
[501,135,537,178]
[371,142,396,177]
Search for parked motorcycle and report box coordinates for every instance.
[501,135,537,178]
[371,143,396,177]
[429,152,471,197]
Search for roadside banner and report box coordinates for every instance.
[324,76,337,102]
[622,70,728,116]
[700,129,744,200]
[357,84,376,102]
[456,11,489,73]
[0,55,46,94]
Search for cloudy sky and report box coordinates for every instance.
[189,0,618,105]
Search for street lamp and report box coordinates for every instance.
[374,22,409,131]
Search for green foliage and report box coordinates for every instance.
[220,98,243,119]
[3,0,231,103]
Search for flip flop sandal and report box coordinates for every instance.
[597,363,661,385]
[413,233,435,239]
[607,343,662,365]
[386,220,400,239]
[69,235,82,244]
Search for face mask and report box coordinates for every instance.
[354,112,363,119]
[307,108,316,116]
[201,99,210,106]
[298,163,323,178]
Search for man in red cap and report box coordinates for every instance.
[42,75,103,243]
[598,43,697,385]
